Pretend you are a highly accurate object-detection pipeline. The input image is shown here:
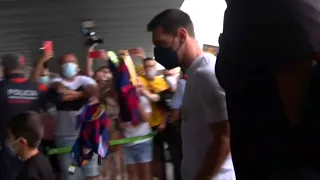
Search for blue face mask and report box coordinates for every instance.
[38,76,50,84]
[61,63,78,78]
[6,139,20,156]
[154,47,180,70]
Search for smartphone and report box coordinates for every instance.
[19,56,26,65]
[43,41,53,53]
[89,51,101,58]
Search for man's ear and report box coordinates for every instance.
[177,28,188,43]
[20,138,28,146]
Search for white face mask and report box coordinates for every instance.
[61,63,78,78]
[146,69,157,79]
[165,76,178,88]
[6,138,22,156]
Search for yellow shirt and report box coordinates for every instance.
[138,76,169,127]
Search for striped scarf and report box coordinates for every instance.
[71,103,111,167]
[112,60,142,125]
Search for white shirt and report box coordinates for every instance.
[51,75,97,89]
[181,53,235,180]
[124,96,152,146]
[50,75,97,137]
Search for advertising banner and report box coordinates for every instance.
[203,44,219,56]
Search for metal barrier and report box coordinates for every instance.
[47,132,157,180]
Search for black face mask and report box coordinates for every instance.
[154,47,180,70]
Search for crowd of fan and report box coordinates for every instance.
[0,43,184,180]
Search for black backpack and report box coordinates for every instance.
[299,61,320,171]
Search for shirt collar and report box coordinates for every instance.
[185,54,204,76]
[5,73,25,79]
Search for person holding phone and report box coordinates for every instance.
[0,53,60,180]
[85,45,112,78]
[30,41,54,83]
[30,42,67,180]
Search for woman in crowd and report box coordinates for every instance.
[86,46,127,180]
[30,50,62,180]
[137,57,168,180]
[89,49,154,180]
[93,67,127,180]
[121,78,153,180]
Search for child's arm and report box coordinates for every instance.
[139,104,151,122]
[138,96,152,122]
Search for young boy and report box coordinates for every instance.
[7,111,54,180]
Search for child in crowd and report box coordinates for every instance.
[121,80,153,180]
[93,68,126,180]
[7,111,53,180]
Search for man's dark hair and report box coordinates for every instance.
[7,112,44,148]
[147,8,195,37]
[96,66,109,72]
[59,53,77,65]
[1,53,24,71]
[93,66,110,79]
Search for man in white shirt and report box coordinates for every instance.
[50,53,100,180]
[147,9,235,180]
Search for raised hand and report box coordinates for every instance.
[88,44,98,52]
[128,47,145,58]
[99,49,109,61]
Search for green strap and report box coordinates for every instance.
[48,131,157,155]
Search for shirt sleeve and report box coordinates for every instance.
[37,87,63,109]
[50,77,62,84]
[170,79,186,109]
[198,68,228,124]
[79,76,97,86]
[139,96,152,113]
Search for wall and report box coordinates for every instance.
[180,0,226,48]
[0,0,184,72]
